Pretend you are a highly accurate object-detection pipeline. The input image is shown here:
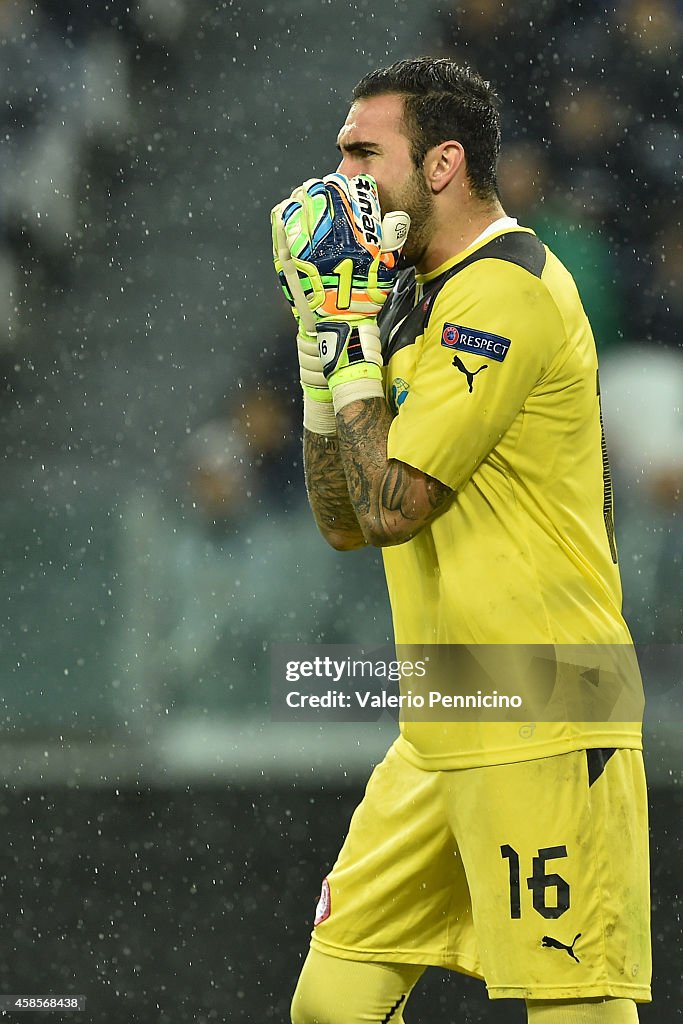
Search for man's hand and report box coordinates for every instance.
[271,183,333,431]
[312,173,409,405]
[272,174,410,411]
[275,174,408,318]
[271,184,320,338]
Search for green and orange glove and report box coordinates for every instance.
[272,185,333,433]
[271,173,410,426]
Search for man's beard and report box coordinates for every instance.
[381,166,436,269]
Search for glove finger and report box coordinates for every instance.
[271,201,292,263]
[282,254,319,335]
[280,195,311,260]
[272,202,319,334]
[272,186,305,226]
[297,334,325,372]
[348,174,383,254]
[379,210,411,265]
[302,178,334,250]
[351,171,383,229]
[324,173,382,256]
[283,183,333,263]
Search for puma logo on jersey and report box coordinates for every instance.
[452,355,488,392]
[541,932,581,963]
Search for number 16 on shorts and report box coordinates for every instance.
[500,844,570,920]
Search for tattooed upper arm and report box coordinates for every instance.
[335,398,453,547]
[382,460,452,517]
[376,460,453,546]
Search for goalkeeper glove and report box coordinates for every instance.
[273,173,410,412]
[272,186,336,434]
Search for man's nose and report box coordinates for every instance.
[337,156,358,177]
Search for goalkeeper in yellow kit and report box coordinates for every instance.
[270,57,651,1024]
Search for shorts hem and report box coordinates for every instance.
[487,982,652,1003]
[395,732,643,772]
[310,935,483,981]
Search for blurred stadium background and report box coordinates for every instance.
[0,0,680,1019]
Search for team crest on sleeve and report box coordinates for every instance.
[314,877,331,926]
[441,323,511,362]
[390,377,410,412]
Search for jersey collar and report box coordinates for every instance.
[415,219,535,285]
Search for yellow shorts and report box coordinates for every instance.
[311,741,651,1002]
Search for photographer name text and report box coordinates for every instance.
[285,689,523,709]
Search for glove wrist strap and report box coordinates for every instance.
[303,392,337,434]
[331,377,385,413]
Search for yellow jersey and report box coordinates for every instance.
[378,225,643,769]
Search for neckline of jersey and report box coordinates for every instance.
[415,221,536,285]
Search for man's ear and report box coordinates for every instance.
[425,141,465,194]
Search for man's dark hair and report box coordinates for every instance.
[352,56,501,200]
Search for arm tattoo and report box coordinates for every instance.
[382,462,452,516]
[337,398,453,545]
[303,429,366,546]
[337,399,393,516]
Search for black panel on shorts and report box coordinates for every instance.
[586,747,617,787]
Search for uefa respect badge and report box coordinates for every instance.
[441,322,511,362]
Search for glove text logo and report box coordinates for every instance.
[354,176,380,246]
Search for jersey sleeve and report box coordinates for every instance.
[386,257,567,491]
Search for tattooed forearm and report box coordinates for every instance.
[381,462,452,516]
[303,429,367,550]
[303,395,452,550]
[337,399,394,520]
[336,398,453,546]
